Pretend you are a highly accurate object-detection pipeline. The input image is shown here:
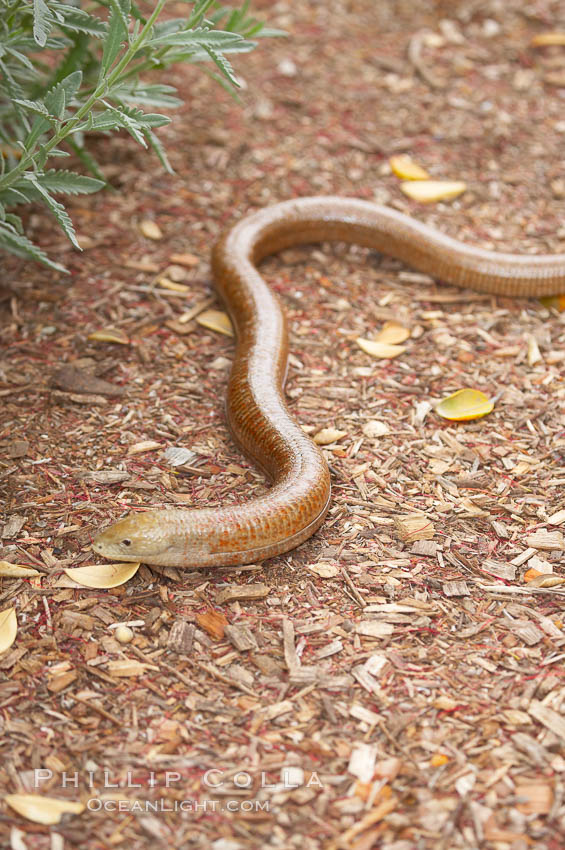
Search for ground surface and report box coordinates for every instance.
[1,0,565,848]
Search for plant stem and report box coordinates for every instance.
[0,0,168,193]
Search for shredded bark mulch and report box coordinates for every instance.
[1,1,565,847]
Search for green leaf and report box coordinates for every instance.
[50,4,107,38]
[100,3,128,79]
[144,127,173,174]
[44,70,82,115]
[13,98,52,120]
[30,169,105,196]
[0,221,67,272]
[148,27,244,49]
[33,0,53,48]
[25,173,81,249]
[112,83,182,109]
[202,45,240,87]
[0,186,36,206]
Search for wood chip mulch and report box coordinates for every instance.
[1,1,565,848]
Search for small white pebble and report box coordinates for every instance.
[278,58,297,76]
[115,625,134,644]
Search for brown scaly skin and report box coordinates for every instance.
[92,197,565,568]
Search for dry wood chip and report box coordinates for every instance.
[314,638,343,659]
[524,530,564,550]
[411,539,438,556]
[2,515,27,539]
[512,622,544,645]
[528,700,565,742]
[481,559,517,580]
[127,440,162,455]
[215,583,270,604]
[443,580,470,597]
[355,621,394,638]
[162,447,198,467]
[224,624,258,652]
[352,664,380,694]
[394,513,434,542]
[511,547,537,566]
[47,669,78,693]
[513,732,550,765]
[169,252,199,267]
[82,470,130,484]
[348,742,379,783]
[106,659,148,677]
[59,611,96,631]
[196,609,228,640]
[167,620,195,653]
[547,509,565,525]
[282,618,299,670]
[350,703,381,726]
[261,700,294,721]
[7,440,28,458]
[515,781,554,815]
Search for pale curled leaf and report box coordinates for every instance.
[65,562,140,588]
[156,276,189,293]
[531,32,565,46]
[88,328,129,345]
[196,309,234,336]
[0,561,39,578]
[356,338,406,359]
[313,427,347,446]
[435,389,494,421]
[139,219,163,240]
[400,180,466,203]
[374,321,410,345]
[389,154,429,180]
[5,794,84,825]
[0,608,17,653]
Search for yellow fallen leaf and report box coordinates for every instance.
[531,32,565,46]
[400,180,466,203]
[128,440,162,455]
[539,294,565,312]
[139,219,163,240]
[435,388,494,421]
[88,328,130,345]
[196,309,234,337]
[527,574,565,588]
[313,427,347,445]
[64,562,140,589]
[5,794,84,825]
[356,338,406,359]
[0,608,17,653]
[389,154,430,180]
[374,321,410,345]
[0,561,39,578]
[156,276,189,293]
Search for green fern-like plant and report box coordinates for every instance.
[0,0,283,271]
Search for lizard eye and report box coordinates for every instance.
[122,539,131,547]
